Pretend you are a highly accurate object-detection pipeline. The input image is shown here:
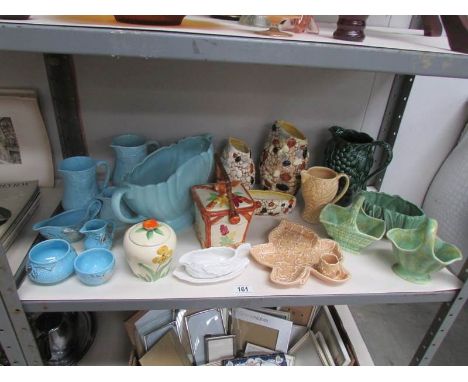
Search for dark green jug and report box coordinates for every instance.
[323,126,393,202]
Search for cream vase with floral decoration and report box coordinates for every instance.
[123,219,177,282]
[259,120,309,195]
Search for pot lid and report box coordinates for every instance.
[129,220,173,247]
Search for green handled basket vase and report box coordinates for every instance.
[320,195,386,254]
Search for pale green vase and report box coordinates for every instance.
[387,218,462,284]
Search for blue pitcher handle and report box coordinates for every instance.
[111,187,145,224]
[86,199,102,220]
[95,160,111,192]
[146,140,160,154]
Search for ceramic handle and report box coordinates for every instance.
[365,141,393,182]
[111,187,145,224]
[146,140,160,154]
[331,173,350,204]
[95,160,111,192]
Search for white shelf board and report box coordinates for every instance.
[5,186,62,277]
[1,16,467,78]
[17,194,462,312]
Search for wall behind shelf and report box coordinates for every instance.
[73,55,393,181]
[0,51,62,170]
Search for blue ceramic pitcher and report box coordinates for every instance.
[111,134,159,186]
[59,156,110,211]
[79,219,115,250]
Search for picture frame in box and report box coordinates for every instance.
[289,330,327,366]
[279,306,317,327]
[222,353,288,366]
[185,308,226,365]
[204,334,236,363]
[244,343,296,366]
[315,331,335,366]
[230,308,292,353]
[311,306,351,366]
[143,321,179,352]
[139,329,191,366]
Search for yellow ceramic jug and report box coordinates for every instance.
[300,166,350,223]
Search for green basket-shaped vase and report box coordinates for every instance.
[358,191,426,232]
[320,195,386,254]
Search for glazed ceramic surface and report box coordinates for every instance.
[300,166,350,223]
[79,219,115,250]
[387,218,462,284]
[32,200,102,243]
[192,182,256,248]
[323,126,392,202]
[123,219,177,282]
[110,134,159,187]
[59,156,110,211]
[358,191,426,231]
[27,239,77,285]
[112,134,214,231]
[320,195,385,254]
[178,243,251,279]
[249,190,296,216]
[74,248,115,286]
[259,120,309,195]
[96,187,129,232]
[220,137,255,189]
[250,220,349,286]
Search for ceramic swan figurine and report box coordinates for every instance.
[179,243,251,279]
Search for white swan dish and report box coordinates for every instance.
[173,243,251,283]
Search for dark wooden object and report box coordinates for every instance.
[441,16,468,54]
[333,16,369,42]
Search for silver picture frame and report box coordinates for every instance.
[205,334,236,363]
[184,308,226,365]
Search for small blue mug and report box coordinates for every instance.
[79,219,115,250]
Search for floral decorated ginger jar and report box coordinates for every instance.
[123,219,177,282]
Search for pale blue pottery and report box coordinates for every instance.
[59,156,111,210]
[96,187,129,232]
[112,134,214,231]
[27,239,77,285]
[111,134,159,187]
[74,248,115,286]
[32,200,102,243]
[79,219,115,250]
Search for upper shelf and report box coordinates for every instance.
[1,16,467,78]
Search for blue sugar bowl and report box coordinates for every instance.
[27,239,77,285]
[74,248,115,286]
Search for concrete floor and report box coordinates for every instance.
[350,303,468,366]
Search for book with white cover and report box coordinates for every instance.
[0,90,54,187]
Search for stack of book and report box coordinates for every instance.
[0,180,40,252]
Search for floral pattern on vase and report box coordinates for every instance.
[220,137,255,189]
[259,120,309,195]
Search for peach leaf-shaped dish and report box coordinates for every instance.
[250,220,350,286]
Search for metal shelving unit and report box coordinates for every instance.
[1,16,467,366]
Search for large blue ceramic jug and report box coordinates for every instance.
[110,134,159,186]
[59,156,110,211]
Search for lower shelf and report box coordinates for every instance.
[77,305,374,366]
[16,187,462,312]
